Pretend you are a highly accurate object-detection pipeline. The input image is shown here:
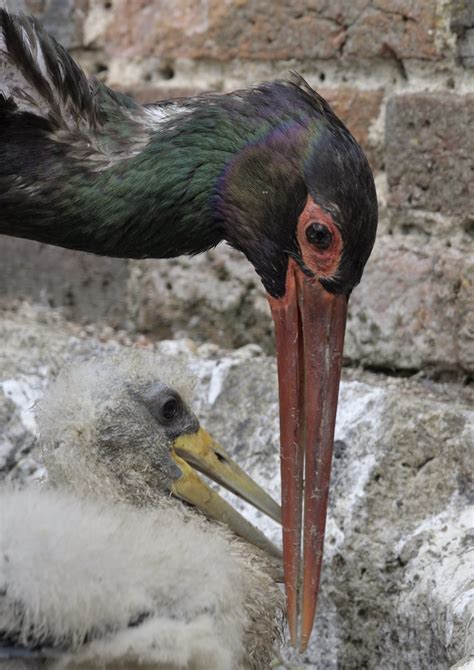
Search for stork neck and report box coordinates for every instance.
[0,132,226,259]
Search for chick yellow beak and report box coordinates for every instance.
[174,427,281,523]
[171,428,281,559]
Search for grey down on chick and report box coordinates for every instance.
[0,350,284,670]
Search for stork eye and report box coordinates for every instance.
[160,395,181,423]
[306,223,333,250]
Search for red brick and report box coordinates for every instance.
[102,0,345,61]
[100,0,442,62]
[344,1,439,61]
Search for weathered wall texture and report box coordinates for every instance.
[1,0,473,376]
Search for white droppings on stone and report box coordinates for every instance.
[395,502,470,554]
[29,464,48,482]
[0,376,44,432]
[336,380,385,436]
[0,437,15,470]
[207,358,239,405]
[397,504,473,661]
[326,381,386,549]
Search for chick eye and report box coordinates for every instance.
[160,396,181,423]
[306,223,333,250]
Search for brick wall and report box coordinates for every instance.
[2,0,474,375]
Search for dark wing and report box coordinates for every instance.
[0,597,64,661]
[0,615,154,662]
[0,639,63,660]
[0,9,150,164]
[0,547,147,663]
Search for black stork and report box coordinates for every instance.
[0,10,378,651]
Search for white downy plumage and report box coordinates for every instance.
[0,350,282,670]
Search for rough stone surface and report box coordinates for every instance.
[346,237,474,375]
[126,234,474,375]
[0,237,130,327]
[386,93,474,221]
[127,247,275,352]
[2,232,472,375]
[97,0,442,63]
[0,303,472,669]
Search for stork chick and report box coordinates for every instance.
[0,350,283,669]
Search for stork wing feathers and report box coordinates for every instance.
[0,9,150,162]
[0,10,99,126]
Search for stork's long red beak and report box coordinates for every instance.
[269,258,347,651]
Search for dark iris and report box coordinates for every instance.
[306,223,333,250]
[161,396,180,422]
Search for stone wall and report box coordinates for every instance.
[1,0,473,377]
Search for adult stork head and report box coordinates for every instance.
[0,9,378,650]
[210,80,378,649]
